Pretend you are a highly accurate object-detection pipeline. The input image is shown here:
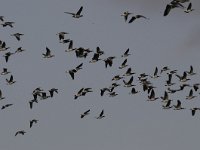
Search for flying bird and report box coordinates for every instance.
[11,33,24,41]
[15,130,26,136]
[1,68,10,75]
[2,104,13,110]
[30,119,38,128]
[64,6,83,18]
[6,75,16,85]
[184,2,194,13]
[0,89,5,100]
[81,109,90,118]
[128,15,149,23]
[96,110,105,119]
[43,47,54,58]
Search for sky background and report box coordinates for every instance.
[0,0,200,149]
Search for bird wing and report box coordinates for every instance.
[76,6,83,15]
[164,4,171,16]
[128,16,136,23]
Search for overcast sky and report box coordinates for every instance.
[0,0,200,150]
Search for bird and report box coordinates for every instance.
[176,71,190,82]
[121,11,132,22]
[30,119,38,128]
[1,21,14,28]
[43,47,54,58]
[186,65,196,75]
[29,99,38,109]
[96,47,104,55]
[67,69,77,80]
[100,87,110,96]
[74,88,84,99]
[103,56,115,68]
[147,89,159,101]
[123,67,135,76]
[190,108,200,116]
[49,88,58,97]
[162,100,172,109]
[0,16,4,22]
[163,1,185,16]
[161,91,171,102]
[186,89,196,100]
[150,67,160,78]
[129,87,139,94]
[64,6,83,18]
[81,109,90,118]
[96,110,105,119]
[173,100,185,110]
[0,89,5,100]
[0,41,10,51]
[65,40,76,52]
[112,75,123,81]
[4,52,14,63]
[160,66,170,74]
[1,104,13,110]
[1,68,10,75]
[6,75,16,85]
[15,47,25,53]
[165,73,175,86]
[89,53,101,63]
[11,33,24,41]
[123,76,135,87]
[184,2,194,13]
[15,130,26,136]
[119,59,128,69]
[128,15,149,23]
[57,32,68,42]
[193,83,200,91]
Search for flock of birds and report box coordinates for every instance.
[0,0,199,137]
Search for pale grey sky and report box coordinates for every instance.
[0,0,200,150]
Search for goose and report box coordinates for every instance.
[1,68,10,75]
[161,91,171,102]
[57,32,68,41]
[49,88,58,97]
[15,47,25,53]
[123,67,135,76]
[107,91,118,97]
[1,21,14,27]
[186,89,196,100]
[119,59,128,69]
[173,100,185,110]
[6,75,16,85]
[176,71,190,82]
[193,83,200,91]
[4,52,14,63]
[128,15,149,23]
[186,65,196,75]
[129,87,139,94]
[121,11,132,22]
[96,47,104,55]
[0,16,4,21]
[165,73,175,86]
[112,75,123,81]
[1,103,13,109]
[147,89,159,101]
[30,119,38,128]
[96,110,105,119]
[162,100,172,109]
[43,47,54,58]
[0,42,10,51]
[81,109,90,118]
[67,69,77,80]
[121,48,131,57]
[64,6,83,18]
[65,40,76,52]
[29,99,38,109]
[103,56,115,68]
[190,108,200,116]
[160,66,170,74]
[89,53,101,63]
[11,33,24,41]
[0,89,5,100]
[184,2,194,13]
[100,87,110,96]
[74,88,84,99]
[163,1,184,16]
[150,67,160,78]
[15,130,26,136]
[123,76,135,87]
